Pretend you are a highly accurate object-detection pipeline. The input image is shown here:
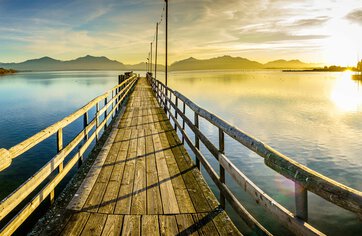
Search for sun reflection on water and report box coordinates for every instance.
[330,71,362,112]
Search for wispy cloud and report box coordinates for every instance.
[346,8,362,25]
[0,0,361,65]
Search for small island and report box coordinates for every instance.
[0,68,16,75]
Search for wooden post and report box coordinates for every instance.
[52,128,64,204]
[160,85,163,104]
[168,90,172,119]
[174,97,178,131]
[50,190,55,205]
[219,128,226,209]
[57,128,64,172]
[194,112,200,170]
[295,182,308,221]
[158,83,161,104]
[57,128,63,153]
[111,90,115,118]
[96,102,100,142]
[104,97,108,128]
[117,75,121,112]
[119,75,124,110]
[83,112,88,140]
[182,102,186,144]
[79,112,88,168]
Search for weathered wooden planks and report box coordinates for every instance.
[60,212,241,236]
[131,129,147,214]
[114,129,138,214]
[145,128,163,214]
[54,77,240,236]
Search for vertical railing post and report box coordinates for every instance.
[57,129,64,172]
[194,112,200,170]
[122,75,127,101]
[52,128,63,204]
[57,128,63,153]
[160,84,163,106]
[118,75,122,110]
[295,183,308,221]
[112,90,115,118]
[115,89,118,114]
[96,102,100,142]
[174,97,178,131]
[219,128,226,209]
[164,86,168,114]
[182,102,186,144]
[157,82,160,103]
[104,97,108,128]
[168,89,172,119]
[79,112,88,167]
[83,112,88,140]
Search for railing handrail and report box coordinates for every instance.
[174,88,362,212]
[0,74,137,164]
[0,73,138,236]
[173,90,362,212]
[147,75,362,235]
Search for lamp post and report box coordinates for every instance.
[155,22,158,79]
[165,0,168,86]
[150,42,153,75]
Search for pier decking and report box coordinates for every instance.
[56,77,241,235]
[2,73,362,235]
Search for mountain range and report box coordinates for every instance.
[0,55,321,71]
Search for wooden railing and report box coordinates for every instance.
[0,73,138,235]
[147,74,362,236]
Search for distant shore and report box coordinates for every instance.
[283,66,359,73]
[0,68,16,75]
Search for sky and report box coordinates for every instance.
[0,0,362,66]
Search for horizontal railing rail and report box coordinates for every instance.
[0,73,138,235]
[147,74,362,236]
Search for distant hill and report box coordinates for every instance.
[170,56,263,71]
[0,55,127,71]
[263,59,321,69]
[0,55,322,72]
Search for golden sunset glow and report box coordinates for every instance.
[330,71,362,112]
[1,0,362,65]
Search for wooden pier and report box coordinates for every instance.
[54,77,240,235]
[1,72,362,235]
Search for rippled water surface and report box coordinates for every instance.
[0,70,361,235]
[165,70,362,235]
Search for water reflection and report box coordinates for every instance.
[1,70,362,235]
[168,70,362,235]
[330,71,362,112]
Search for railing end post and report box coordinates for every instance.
[0,148,12,171]
[219,128,226,209]
[295,182,308,221]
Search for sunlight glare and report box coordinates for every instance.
[330,71,362,112]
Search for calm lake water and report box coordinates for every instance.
[1,70,362,235]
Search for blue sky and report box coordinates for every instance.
[1,0,362,65]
